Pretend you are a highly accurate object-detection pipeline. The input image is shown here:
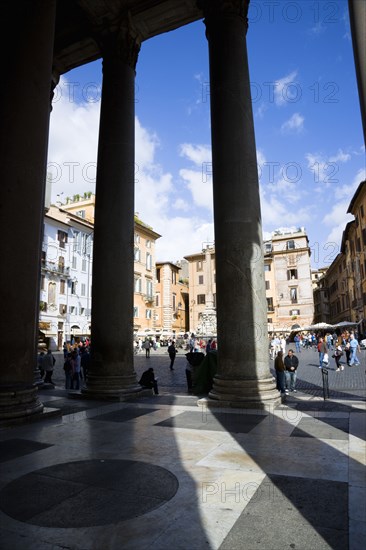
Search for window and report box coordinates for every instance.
[59,304,67,315]
[72,256,77,269]
[155,294,160,307]
[146,309,152,319]
[213,293,216,308]
[290,288,298,303]
[76,209,85,219]
[197,294,206,305]
[196,260,203,271]
[172,294,176,310]
[40,301,47,312]
[57,230,68,249]
[146,239,151,248]
[41,251,46,266]
[172,270,176,284]
[146,253,152,270]
[290,309,300,316]
[58,256,65,272]
[156,268,160,283]
[60,279,65,294]
[133,306,139,318]
[146,279,153,298]
[134,233,140,244]
[264,264,271,271]
[287,269,298,280]
[264,243,272,254]
[71,281,77,295]
[134,248,140,262]
[266,297,274,311]
[41,275,45,290]
[80,307,85,315]
[286,240,295,250]
[360,204,364,218]
[267,318,272,323]
[69,306,75,314]
[265,280,270,290]
[82,258,87,272]
[134,277,142,293]
[81,283,86,296]
[48,282,56,304]
[198,275,204,284]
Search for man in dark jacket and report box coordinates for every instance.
[139,368,158,395]
[284,349,299,393]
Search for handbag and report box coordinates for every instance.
[323,353,329,364]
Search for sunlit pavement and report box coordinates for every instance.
[0,347,364,549]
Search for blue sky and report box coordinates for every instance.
[47,0,365,268]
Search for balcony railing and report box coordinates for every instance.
[41,262,70,276]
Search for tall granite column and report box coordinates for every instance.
[349,0,366,146]
[200,0,280,407]
[0,0,56,420]
[84,27,142,398]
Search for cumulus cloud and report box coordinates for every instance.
[281,113,304,134]
[306,148,352,188]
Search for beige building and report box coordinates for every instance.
[62,195,161,335]
[184,245,216,335]
[312,268,330,324]
[264,228,314,332]
[184,230,314,335]
[155,262,189,337]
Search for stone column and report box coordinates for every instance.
[0,0,56,420]
[349,0,366,146]
[84,26,143,398]
[200,0,280,407]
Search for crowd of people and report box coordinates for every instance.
[273,329,363,397]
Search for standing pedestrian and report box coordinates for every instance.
[349,333,361,366]
[143,339,151,358]
[168,340,177,370]
[294,334,301,353]
[284,349,299,393]
[43,349,56,385]
[317,338,328,368]
[71,349,81,390]
[63,352,73,389]
[274,350,286,396]
[333,346,344,371]
[37,351,45,379]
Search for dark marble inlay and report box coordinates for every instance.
[89,407,157,423]
[0,439,53,463]
[0,459,179,527]
[291,417,349,440]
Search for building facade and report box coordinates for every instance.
[40,205,94,350]
[155,262,189,337]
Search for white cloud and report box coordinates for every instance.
[334,167,366,200]
[329,149,351,163]
[281,112,304,134]
[179,168,213,210]
[179,143,212,165]
[274,71,298,106]
[306,148,352,188]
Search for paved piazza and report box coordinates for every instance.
[0,347,365,549]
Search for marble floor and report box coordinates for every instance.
[0,391,365,550]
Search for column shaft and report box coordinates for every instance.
[349,0,366,146]
[0,0,56,420]
[85,40,141,397]
[202,1,280,407]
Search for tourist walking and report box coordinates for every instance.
[294,334,301,353]
[333,346,344,372]
[317,338,328,368]
[284,349,299,393]
[168,341,177,370]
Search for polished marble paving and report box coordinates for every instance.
[0,392,365,549]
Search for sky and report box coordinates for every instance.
[47,0,365,269]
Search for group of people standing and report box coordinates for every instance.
[274,349,299,395]
[63,346,90,390]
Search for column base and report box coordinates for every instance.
[0,383,44,420]
[81,373,145,401]
[201,375,281,409]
